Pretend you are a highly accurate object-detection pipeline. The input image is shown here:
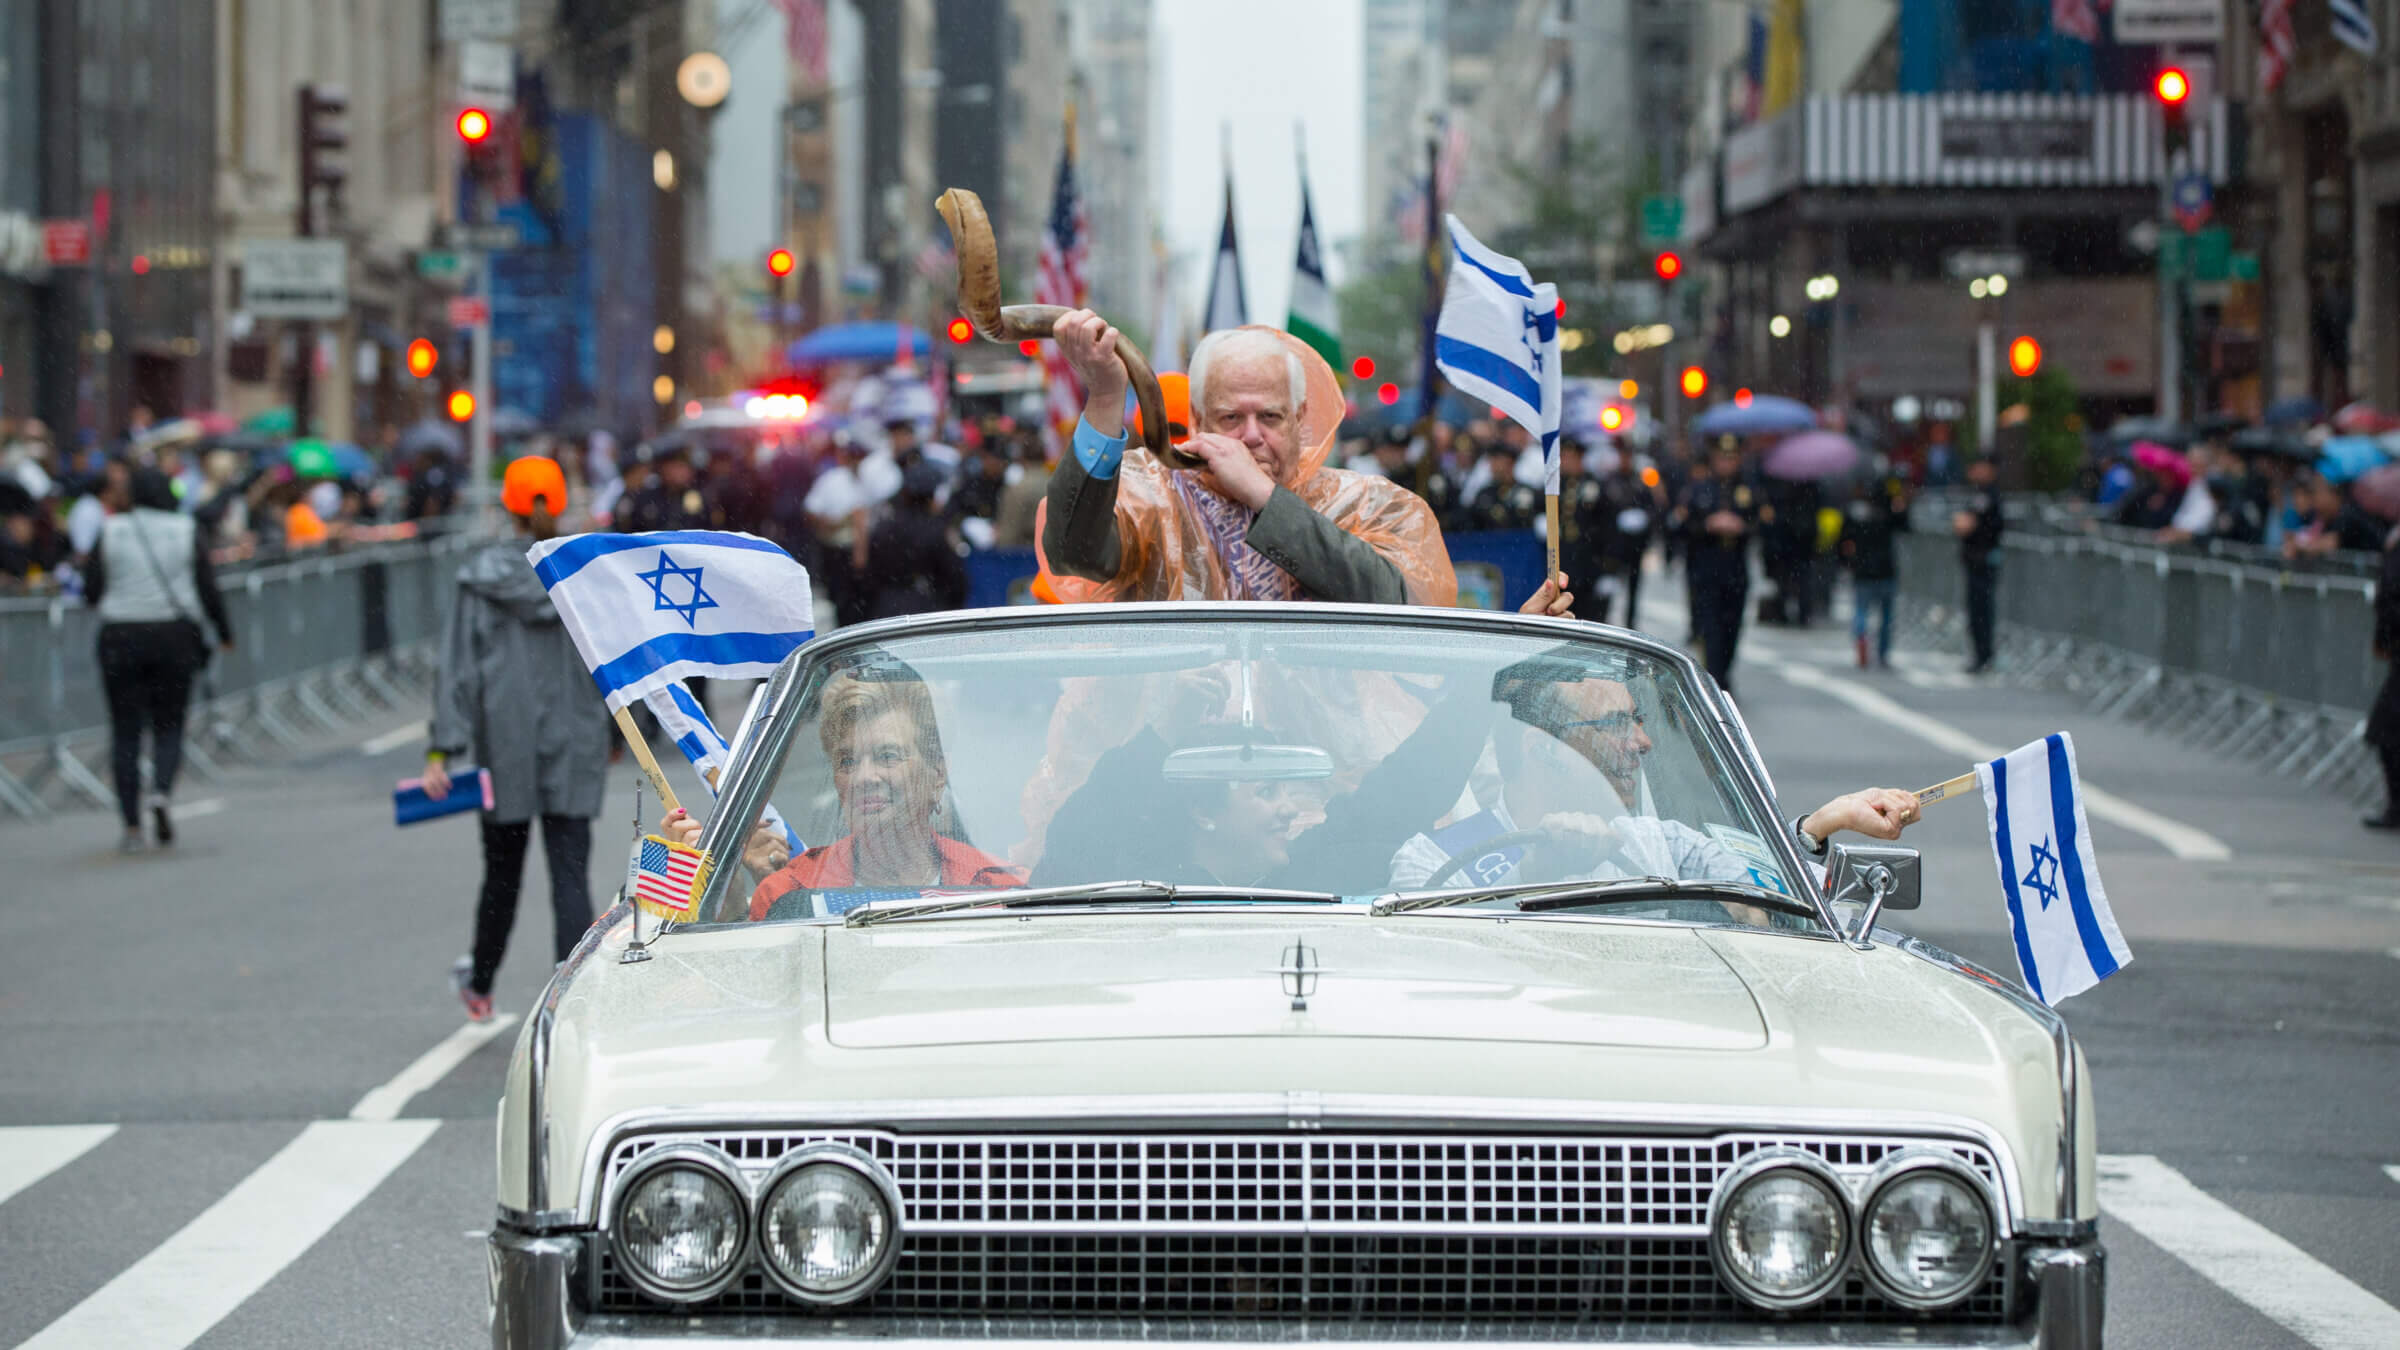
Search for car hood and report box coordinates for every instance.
[820,916,1767,1051]
[507,910,2079,1224]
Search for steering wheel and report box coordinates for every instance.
[1417,825,1625,893]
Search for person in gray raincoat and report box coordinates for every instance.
[422,455,611,1022]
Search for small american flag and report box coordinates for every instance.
[1035,113,1089,459]
[777,0,829,86]
[2261,0,2297,93]
[632,836,709,922]
[2051,0,2099,44]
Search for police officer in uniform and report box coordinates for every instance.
[1592,442,1656,627]
[1951,455,2004,673]
[1465,443,1542,532]
[618,445,712,534]
[1675,439,1758,695]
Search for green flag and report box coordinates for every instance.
[1287,171,1340,369]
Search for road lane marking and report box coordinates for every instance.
[349,1014,521,1121]
[359,722,427,756]
[1763,658,2232,860]
[2384,1164,2400,1187]
[16,1119,437,1350]
[0,1124,118,1208]
[176,798,225,821]
[2099,1153,2400,1350]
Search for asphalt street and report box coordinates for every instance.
[4,585,2398,1349]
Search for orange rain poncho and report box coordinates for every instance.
[1034,328,1457,607]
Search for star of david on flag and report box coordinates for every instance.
[638,552,718,626]
[1974,733,2133,1005]
[526,530,815,712]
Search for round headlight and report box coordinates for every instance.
[758,1144,903,1303]
[1862,1155,1998,1309]
[610,1145,750,1303]
[1709,1151,1852,1310]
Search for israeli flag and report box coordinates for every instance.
[526,530,814,711]
[1976,733,2133,1005]
[644,680,803,853]
[1434,216,1562,491]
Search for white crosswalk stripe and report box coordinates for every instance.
[14,1119,437,1350]
[0,1124,117,1208]
[2100,1153,2400,1350]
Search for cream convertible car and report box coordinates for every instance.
[489,604,2103,1349]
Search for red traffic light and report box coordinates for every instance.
[130,254,151,276]
[1733,388,1754,407]
[1018,338,1040,357]
[1679,366,1708,399]
[446,390,476,422]
[1351,356,1375,380]
[947,317,974,344]
[456,107,492,144]
[405,338,437,379]
[1599,405,1626,433]
[1653,251,1683,282]
[2154,68,2189,105]
[1554,297,1567,319]
[765,247,795,278]
[1377,382,1400,406]
[2008,335,2043,378]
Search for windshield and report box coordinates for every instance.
[690,616,1813,930]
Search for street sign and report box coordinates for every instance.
[2192,225,2231,281]
[415,249,466,281]
[240,238,348,319]
[1943,248,2028,280]
[459,39,514,112]
[2172,172,2214,232]
[447,296,490,327]
[41,219,90,265]
[2114,0,2223,45]
[439,0,517,41]
[2229,251,2261,282]
[1639,195,1683,245]
[437,221,520,251]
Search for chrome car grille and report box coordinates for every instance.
[594,1234,2013,1324]
[600,1130,2007,1236]
[591,1130,2016,1325]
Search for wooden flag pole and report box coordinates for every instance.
[612,706,683,816]
[1915,771,1978,807]
[1545,492,1561,593]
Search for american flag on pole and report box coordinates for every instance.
[2051,0,2099,44]
[1036,111,1089,459]
[632,835,710,923]
[776,0,829,86]
[2261,0,2297,92]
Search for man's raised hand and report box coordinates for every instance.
[1800,787,1922,843]
[1182,432,1277,510]
[1052,309,1128,433]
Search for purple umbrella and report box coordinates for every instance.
[1762,429,1862,481]
[2352,463,2400,521]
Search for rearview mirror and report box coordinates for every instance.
[1825,844,1921,945]
[1161,743,1334,782]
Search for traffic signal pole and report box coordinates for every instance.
[470,253,493,523]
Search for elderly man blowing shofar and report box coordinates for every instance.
[1038,310,1458,606]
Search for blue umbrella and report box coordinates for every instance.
[1692,395,1817,437]
[2316,436,2392,485]
[2265,394,2325,427]
[788,321,932,367]
[324,442,379,482]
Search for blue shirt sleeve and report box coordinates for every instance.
[1072,417,1127,481]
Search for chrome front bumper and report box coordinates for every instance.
[489,1226,2105,1350]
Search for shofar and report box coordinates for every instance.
[937,187,1196,470]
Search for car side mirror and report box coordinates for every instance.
[1824,843,1921,945]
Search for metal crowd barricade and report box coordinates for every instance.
[1892,504,2387,811]
[0,533,484,819]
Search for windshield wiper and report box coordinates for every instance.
[843,880,1344,928]
[1369,876,1818,921]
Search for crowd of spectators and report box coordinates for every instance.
[2090,417,2400,562]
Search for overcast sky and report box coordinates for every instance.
[1155,0,1364,329]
